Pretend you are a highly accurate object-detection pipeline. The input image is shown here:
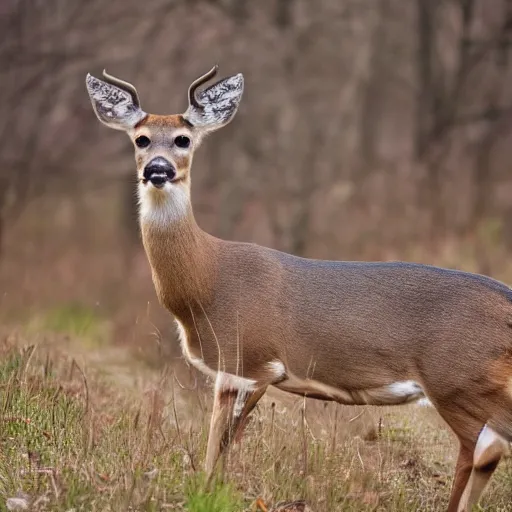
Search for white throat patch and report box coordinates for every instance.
[138,182,190,227]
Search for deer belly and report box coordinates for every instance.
[274,367,425,406]
[175,320,425,405]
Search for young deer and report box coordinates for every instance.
[87,66,512,511]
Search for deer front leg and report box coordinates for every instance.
[205,372,267,478]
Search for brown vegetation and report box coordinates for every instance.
[0,329,511,510]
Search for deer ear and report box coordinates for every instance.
[86,71,146,131]
[184,68,244,132]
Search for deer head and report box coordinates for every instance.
[85,66,244,221]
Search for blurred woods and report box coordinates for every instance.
[1,0,512,348]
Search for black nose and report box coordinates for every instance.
[143,157,176,187]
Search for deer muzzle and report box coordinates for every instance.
[143,157,176,188]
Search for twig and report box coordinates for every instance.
[348,410,365,423]
[300,405,308,476]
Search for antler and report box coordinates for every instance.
[188,65,218,109]
[102,69,141,108]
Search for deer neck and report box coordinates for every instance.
[138,185,219,315]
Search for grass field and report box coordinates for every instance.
[1,320,511,511]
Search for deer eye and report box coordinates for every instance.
[174,135,191,149]
[135,135,151,148]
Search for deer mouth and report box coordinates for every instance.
[141,173,183,189]
[146,173,168,189]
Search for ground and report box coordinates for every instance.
[0,318,511,511]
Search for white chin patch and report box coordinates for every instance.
[138,181,189,226]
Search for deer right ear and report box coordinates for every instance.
[86,71,147,131]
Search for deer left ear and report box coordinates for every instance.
[86,70,147,131]
[184,66,244,132]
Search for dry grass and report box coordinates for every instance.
[3,150,512,511]
[0,325,511,512]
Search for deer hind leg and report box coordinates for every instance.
[457,424,509,512]
[437,400,511,512]
[205,372,267,478]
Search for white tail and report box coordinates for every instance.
[87,66,512,511]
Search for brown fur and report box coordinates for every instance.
[140,217,220,315]
[488,354,512,391]
[89,73,512,511]
[137,124,512,512]
[136,114,188,129]
[139,196,512,510]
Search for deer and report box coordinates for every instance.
[86,65,512,511]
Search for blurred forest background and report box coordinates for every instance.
[2,0,512,359]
